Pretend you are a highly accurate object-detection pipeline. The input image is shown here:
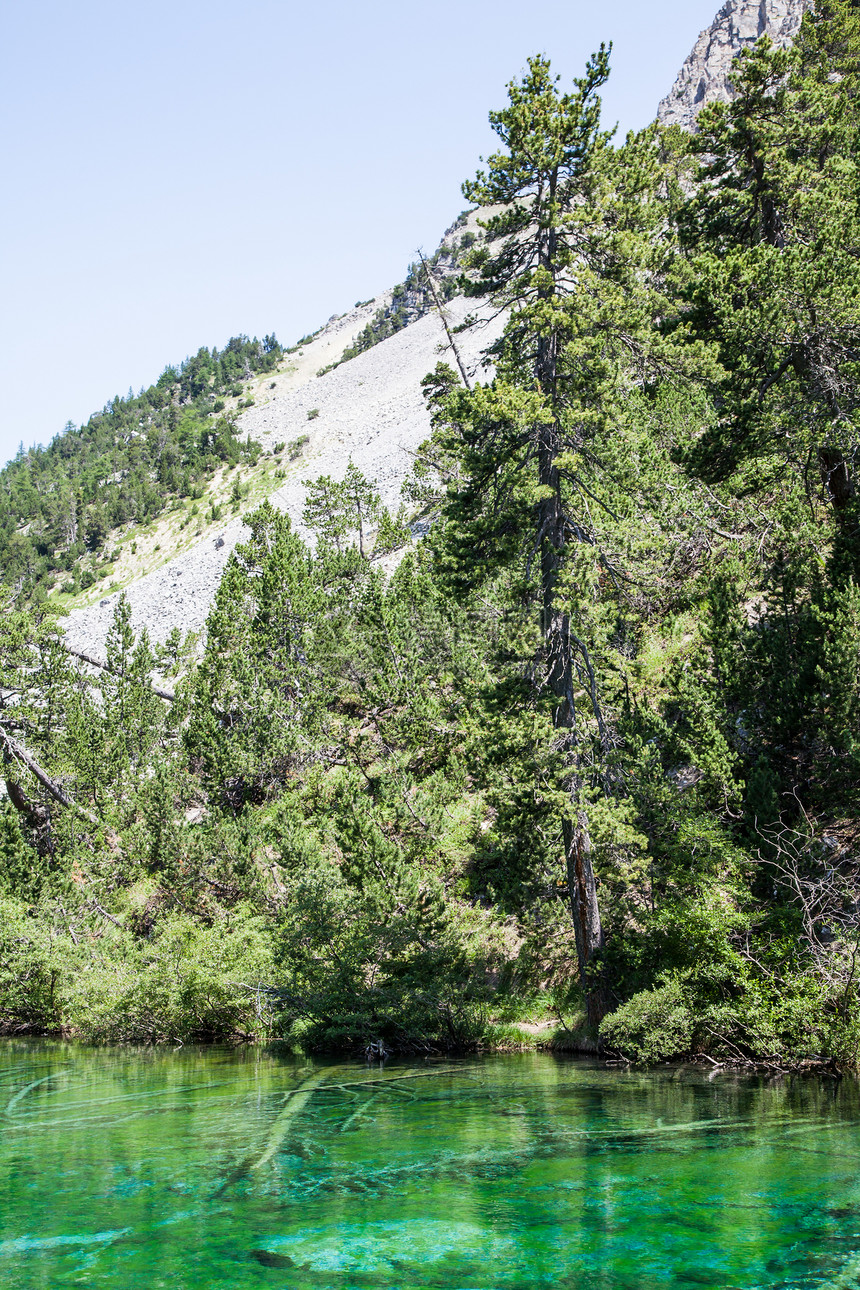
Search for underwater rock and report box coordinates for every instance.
[249,1248,296,1268]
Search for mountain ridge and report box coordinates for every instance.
[657,0,811,128]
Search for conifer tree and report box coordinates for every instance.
[678,2,860,574]
[188,502,324,807]
[430,51,680,1024]
[303,461,382,558]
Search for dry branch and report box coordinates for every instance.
[418,249,472,390]
[0,725,98,826]
[61,642,175,702]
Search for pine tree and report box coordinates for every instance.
[677,2,860,575]
[428,51,683,1025]
[303,461,383,558]
[187,502,324,808]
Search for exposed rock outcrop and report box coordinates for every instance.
[657,0,811,129]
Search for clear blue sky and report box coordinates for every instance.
[0,0,720,467]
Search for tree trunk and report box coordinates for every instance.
[535,328,606,1026]
[0,725,99,826]
[61,642,175,702]
[530,193,607,1030]
[548,601,608,1028]
[563,815,608,1027]
[819,446,855,510]
[818,444,860,584]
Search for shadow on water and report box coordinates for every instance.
[1,1039,860,1288]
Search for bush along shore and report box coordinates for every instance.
[5,4,860,1068]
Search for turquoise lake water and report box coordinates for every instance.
[1,1041,860,1288]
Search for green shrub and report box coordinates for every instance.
[272,852,505,1052]
[60,909,278,1044]
[601,959,860,1067]
[0,896,63,1033]
[600,976,696,1063]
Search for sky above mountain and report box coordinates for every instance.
[0,0,721,467]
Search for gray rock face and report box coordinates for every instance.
[657,0,811,129]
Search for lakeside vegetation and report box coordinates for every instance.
[3,1,860,1067]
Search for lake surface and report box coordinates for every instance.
[1,1042,860,1288]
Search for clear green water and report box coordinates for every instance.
[2,1043,860,1288]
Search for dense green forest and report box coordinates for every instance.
[0,335,281,602]
[3,0,860,1067]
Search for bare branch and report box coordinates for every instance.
[0,725,99,826]
[61,642,175,702]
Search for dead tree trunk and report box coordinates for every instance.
[418,250,472,391]
[60,642,175,702]
[0,725,99,826]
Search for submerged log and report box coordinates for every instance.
[216,1065,341,1194]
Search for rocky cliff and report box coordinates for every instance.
[657,0,811,129]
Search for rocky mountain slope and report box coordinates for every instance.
[63,292,503,655]
[657,0,810,128]
[61,0,812,656]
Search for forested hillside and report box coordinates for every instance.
[2,0,860,1067]
[0,336,281,602]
